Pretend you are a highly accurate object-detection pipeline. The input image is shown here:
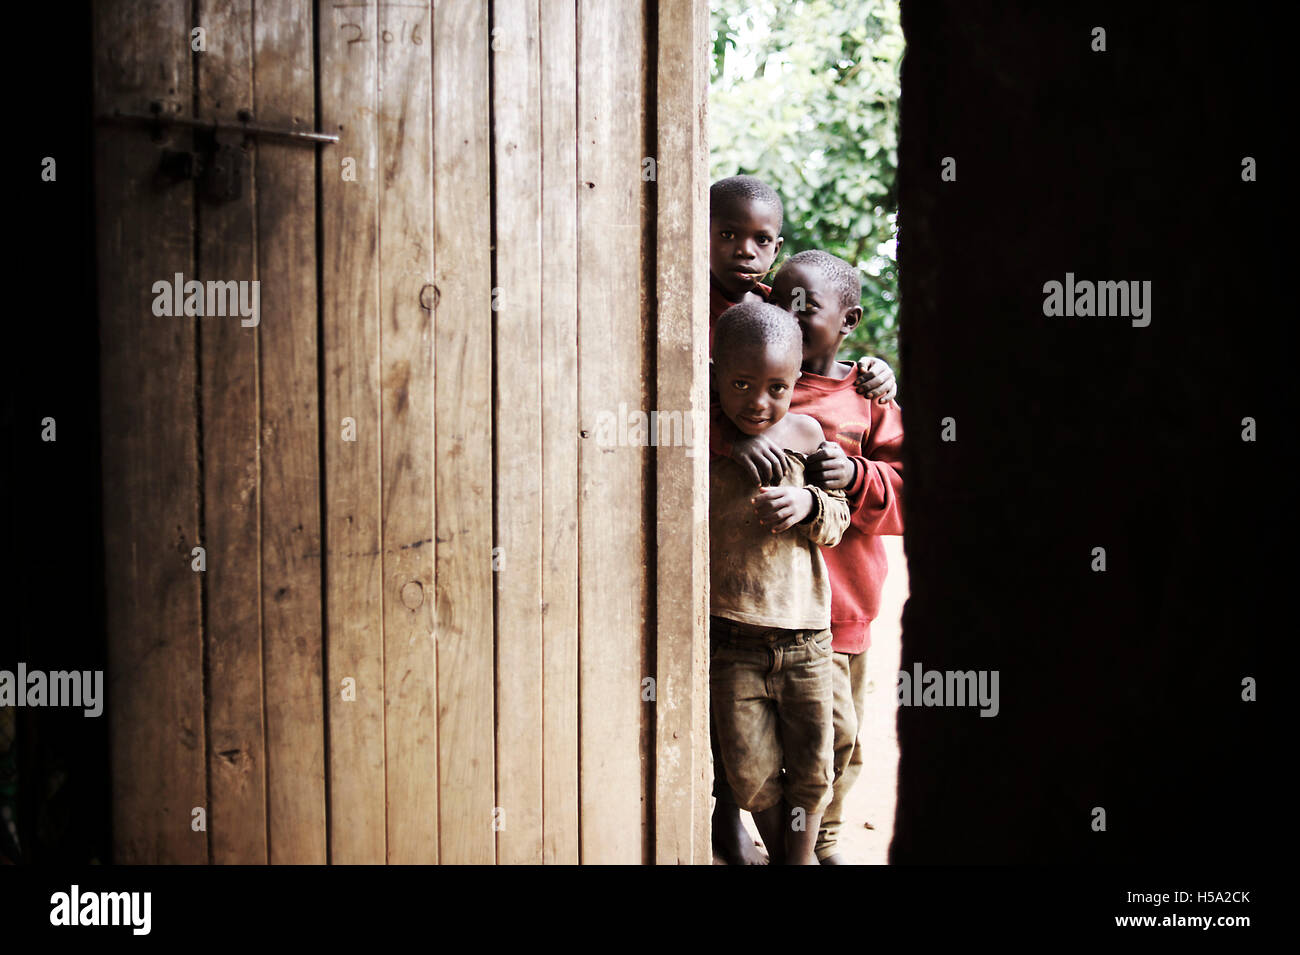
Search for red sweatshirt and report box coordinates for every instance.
[790,365,903,653]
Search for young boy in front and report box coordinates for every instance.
[709,300,851,865]
[733,250,905,864]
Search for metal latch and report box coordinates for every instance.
[98,102,340,203]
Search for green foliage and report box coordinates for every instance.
[710,0,903,369]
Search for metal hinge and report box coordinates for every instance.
[98,102,339,203]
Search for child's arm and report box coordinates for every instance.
[752,415,851,543]
[802,404,904,535]
[853,356,898,404]
[753,485,814,534]
[798,485,851,547]
[752,484,849,547]
[839,401,904,536]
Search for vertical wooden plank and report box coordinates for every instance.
[577,0,651,864]
[636,4,656,865]
[254,0,327,864]
[434,0,495,865]
[539,0,581,866]
[319,0,386,864]
[93,0,206,865]
[654,0,711,865]
[491,0,544,863]
[196,0,267,866]
[378,0,438,864]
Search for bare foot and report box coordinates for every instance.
[712,802,769,865]
[752,804,789,866]
[819,852,848,865]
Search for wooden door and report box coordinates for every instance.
[93,0,710,864]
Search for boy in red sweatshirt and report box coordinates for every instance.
[727,249,904,864]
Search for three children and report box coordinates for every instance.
[708,176,905,865]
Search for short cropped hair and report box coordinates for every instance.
[709,175,784,233]
[783,249,862,310]
[713,301,803,365]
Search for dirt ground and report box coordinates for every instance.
[719,535,907,865]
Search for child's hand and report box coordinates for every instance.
[732,433,788,486]
[753,486,814,534]
[854,356,897,404]
[805,441,854,490]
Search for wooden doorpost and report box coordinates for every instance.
[654,0,712,865]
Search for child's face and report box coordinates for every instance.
[710,198,784,300]
[769,262,860,362]
[712,342,802,437]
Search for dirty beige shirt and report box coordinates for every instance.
[710,450,851,631]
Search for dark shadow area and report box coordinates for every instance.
[893,0,1283,863]
[3,0,108,863]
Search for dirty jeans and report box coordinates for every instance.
[709,617,834,815]
[815,649,870,860]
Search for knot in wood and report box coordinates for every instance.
[400,580,424,610]
[419,283,438,311]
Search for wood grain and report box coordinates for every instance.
[576,0,651,864]
[377,0,438,864]
[539,0,581,866]
[653,0,712,866]
[491,0,545,864]
[319,0,387,864]
[433,0,496,865]
[93,0,206,864]
[197,0,267,866]
[254,0,328,864]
